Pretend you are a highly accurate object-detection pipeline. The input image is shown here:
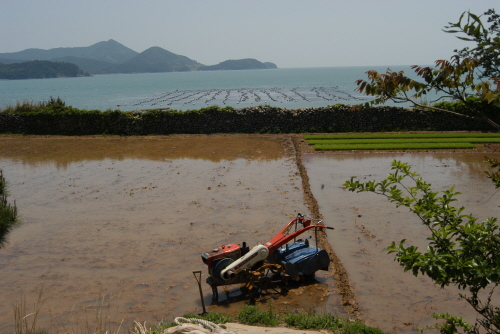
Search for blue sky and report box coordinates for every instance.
[1,0,498,68]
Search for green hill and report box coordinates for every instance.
[114,47,202,73]
[0,39,137,64]
[200,58,277,71]
[50,56,117,74]
[0,60,89,79]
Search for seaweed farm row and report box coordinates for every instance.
[128,86,366,110]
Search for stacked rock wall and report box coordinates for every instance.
[0,105,495,135]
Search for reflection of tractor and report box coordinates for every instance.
[201,213,334,303]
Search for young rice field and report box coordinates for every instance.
[303,133,500,151]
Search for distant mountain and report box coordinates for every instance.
[0,40,277,77]
[0,60,89,79]
[200,58,277,71]
[50,56,117,74]
[0,58,23,64]
[114,47,202,73]
[0,39,138,64]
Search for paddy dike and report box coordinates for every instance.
[291,136,360,316]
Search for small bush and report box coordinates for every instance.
[342,321,387,334]
[2,97,67,114]
[284,311,342,330]
[0,169,19,248]
[45,96,66,109]
[433,96,500,118]
[236,304,281,327]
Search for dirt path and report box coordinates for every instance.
[291,135,360,316]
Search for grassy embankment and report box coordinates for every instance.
[144,304,385,334]
[304,133,500,150]
[7,302,385,334]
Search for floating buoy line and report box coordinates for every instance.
[119,86,366,110]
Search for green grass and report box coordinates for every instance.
[284,311,343,330]
[144,305,387,334]
[234,305,386,333]
[304,132,500,151]
[237,304,282,327]
[4,292,387,334]
[0,169,19,249]
[307,138,500,145]
[313,142,476,150]
[303,133,500,140]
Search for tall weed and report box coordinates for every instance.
[13,289,48,334]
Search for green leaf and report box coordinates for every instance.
[456,36,474,41]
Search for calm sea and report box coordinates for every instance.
[0,66,419,111]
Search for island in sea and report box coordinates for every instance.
[0,39,277,79]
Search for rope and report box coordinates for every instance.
[174,317,234,334]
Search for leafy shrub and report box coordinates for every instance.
[0,169,18,248]
[344,160,500,333]
[433,96,500,119]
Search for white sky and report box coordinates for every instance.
[1,0,497,68]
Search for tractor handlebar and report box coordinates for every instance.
[296,212,323,225]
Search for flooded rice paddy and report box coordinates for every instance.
[303,152,500,333]
[1,136,499,333]
[0,135,323,332]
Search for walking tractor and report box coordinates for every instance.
[201,213,334,303]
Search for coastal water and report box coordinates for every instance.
[0,66,421,111]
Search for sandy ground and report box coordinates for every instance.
[224,322,328,334]
[164,322,332,334]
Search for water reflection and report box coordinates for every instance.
[320,152,493,180]
[0,135,287,169]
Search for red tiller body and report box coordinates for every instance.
[264,216,333,254]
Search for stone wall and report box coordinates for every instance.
[0,105,495,135]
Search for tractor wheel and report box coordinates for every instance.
[245,263,288,302]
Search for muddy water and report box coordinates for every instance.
[4,136,497,333]
[303,153,500,333]
[0,135,329,332]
